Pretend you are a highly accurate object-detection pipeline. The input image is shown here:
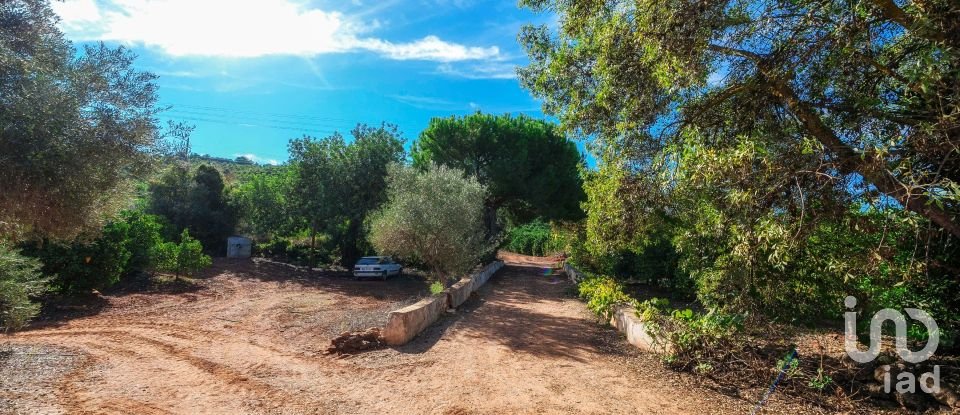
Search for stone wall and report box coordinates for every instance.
[564,263,671,355]
[382,260,505,346]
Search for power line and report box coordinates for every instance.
[165,109,350,130]
[165,115,339,135]
[161,103,358,124]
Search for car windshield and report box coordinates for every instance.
[356,258,380,265]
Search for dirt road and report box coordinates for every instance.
[1,254,797,414]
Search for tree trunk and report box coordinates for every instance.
[768,78,960,238]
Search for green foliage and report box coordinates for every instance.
[120,210,164,273]
[429,281,445,295]
[579,166,688,290]
[519,0,960,341]
[412,113,585,223]
[288,123,405,265]
[0,245,48,331]
[147,164,237,255]
[576,273,637,319]
[153,230,212,278]
[368,164,489,281]
[26,221,132,293]
[635,298,745,366]
[808,368,833,391]
[230,167,294,240]
[0,1,167,241]
[504,220,550,256]
[20,211,167,294]
[519,0,960,238]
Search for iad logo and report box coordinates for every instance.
[844,296,941,394]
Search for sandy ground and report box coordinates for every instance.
[0,254,841,414]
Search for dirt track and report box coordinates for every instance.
[1,254,820,414]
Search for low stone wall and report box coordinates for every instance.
[470,260,504,289]
[382,293,448,346]
[610,305,672,354]
[382,260,505,346]
[445,277,474,308]
[564,264,670,355]
[563,263,586,284]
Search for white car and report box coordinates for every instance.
[353,256,402,280]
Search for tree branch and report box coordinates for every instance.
[767,77,960,238]
[871,0,947,43]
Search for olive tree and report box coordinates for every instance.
[0,244,47,331]
[367,164,488,282]
[0,0,166,241]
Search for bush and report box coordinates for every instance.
[575,269,743,367]
[577,273,637,319]
[0,245,48,331]
[26,221,132,294]
[503,220,552,256]
[154,230,212,278]
[120,210,164,273]
[21,211,167,294]
[368,164,489,282]
[635,298,744,366]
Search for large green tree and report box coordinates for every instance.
[0,0,166,241]
[231,167,294,240]
[368,163,489,282]
[520,0,960,319]
[146,164,237,254]
[411,113,586,224]
[288,123,405,264]
[519,0,960,238]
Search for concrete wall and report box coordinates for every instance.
[564,264,672,355]
[563,263,586,284]
[382,293,449,346]
[445,278,474,308]
[382,260,505,346]
[470,261,504,291]
[609,305,673,354]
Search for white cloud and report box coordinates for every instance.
[360,36,498,62]
[437,62,517,79]
[50,0,499,61]
[234,153,279,165]
[388,94,464,110]
[52,0,101,21]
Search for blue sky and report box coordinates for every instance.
[51,0,558,165]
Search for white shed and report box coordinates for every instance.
[226,236,252,258]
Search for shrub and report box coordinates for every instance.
[26,221,132,294]
[504,220,582,257]
[153,230,212,278]
[504,220,552,256]
[635,298,744,366]
[368,164,489,282]
[0,245,48,331]
[577,273,637,319]
[21,211,167,294]
[120,211,165,273]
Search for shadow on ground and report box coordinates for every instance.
[392,263,636,363]
[222,258,431,302]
